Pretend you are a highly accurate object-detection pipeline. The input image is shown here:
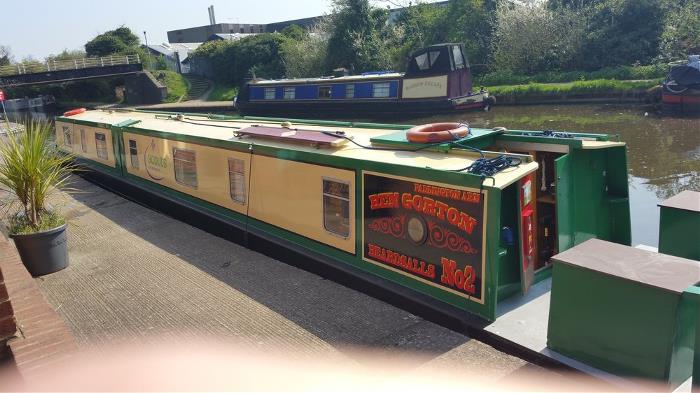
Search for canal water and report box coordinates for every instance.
[381,104,699,247]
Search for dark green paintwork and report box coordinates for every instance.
[659,205,700,261]
[57,112,631,322]
[686,286,700,390]
[548,262,695,387]
[671,285,700,387]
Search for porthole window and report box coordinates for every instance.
[322,179,350,237]
[173,148,197,188]
[95,132,108,160]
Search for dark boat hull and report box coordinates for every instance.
[662,87,700,115]
[237,94,491,119]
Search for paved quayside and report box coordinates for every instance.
[35,175,556,384]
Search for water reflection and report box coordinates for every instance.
[373,104,699,247]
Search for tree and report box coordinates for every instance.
[190,33,289,85]
[280,21,330,78]
[442,0,495,67]
[551,0,665,70]
[325,0,392,72]
[281,25,307,42]
[46,49,86,62]
[85,26,140,57]
[0,46,12,66]
[492,2,585,74]
[659,1,700,60]
[387,1,446,71]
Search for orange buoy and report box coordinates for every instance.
[406,122,470,144]
[63,108,87,117]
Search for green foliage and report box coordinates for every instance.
[206,84,238,101]
[441,0,495,67]
[577,0,665,70]
[280,25,307,41]
[0,46,13,66]
[487,79,661,96]
[280,21,329,78]
[85,26,140,57]
[10,210,65,235]
[388,2,448,71]
[153,70,188,102]
[477,64,668,85]
[186,0,692,84]
[659,1,700,60]
[325,0,392,72]
[46,49,86,62]
[191,33,289,85]
[0,122,75,234]
[492,2,585,74]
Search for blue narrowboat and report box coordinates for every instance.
[235,43,494,117]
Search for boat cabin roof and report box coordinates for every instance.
[251,71,404,85]
[59,110,624,190]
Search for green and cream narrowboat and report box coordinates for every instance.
[54,110,631,322]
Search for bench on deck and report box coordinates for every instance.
[547,238,700,388]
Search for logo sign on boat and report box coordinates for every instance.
[144,138,168,181]
[362,172,487,303]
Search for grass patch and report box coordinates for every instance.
[207,84,238,101]
[153,70,188,103]
[487,79,661,96]
[475,64,668,86]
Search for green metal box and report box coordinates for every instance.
[658,190,700,261]
[547,239,700,388]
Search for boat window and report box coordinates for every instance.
[452,46,465,69]
[429,51,441,67]
[345,84,354,98]
[323,179,350,238]
[415,52,430,70]
[173,148,197,188]
[80,129,87,153]
[283,87,295,99]
[319,86,331,99]
[128,139,139,169]
[372,82,391,98]
[95,132,108,160]
[264,88,275,100]
[62,126,72,149]
[228,158,246,204]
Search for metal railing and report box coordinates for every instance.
[0,54,141,77]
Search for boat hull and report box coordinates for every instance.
[662,88,700,115]
[237,93,491,118]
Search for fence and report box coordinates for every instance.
[0,55,141,77]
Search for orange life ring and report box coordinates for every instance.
[63,108,86,117]
[406,122,470,143]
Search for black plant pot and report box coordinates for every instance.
[10,224,68,276]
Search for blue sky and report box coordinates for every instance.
[2,0,342,60]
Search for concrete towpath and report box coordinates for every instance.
[35,175,550,383]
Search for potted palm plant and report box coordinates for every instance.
[0,121,75,276]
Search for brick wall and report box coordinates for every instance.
[0,233,77,377]
[0,258,17,360]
